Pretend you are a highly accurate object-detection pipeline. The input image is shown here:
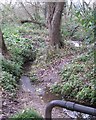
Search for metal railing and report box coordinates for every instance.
[45,100,96,120]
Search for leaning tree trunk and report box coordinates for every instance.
[47,2,65,48]
[0,29,9,58]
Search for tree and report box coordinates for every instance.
[0,29,9,58]
[20,2,46,27]
[46,2,65,48]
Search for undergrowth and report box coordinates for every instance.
[9,108,43,120]
[1,22,95,106]
[0,71,18,94]
[51,50,96,106]
[1,23,37,94]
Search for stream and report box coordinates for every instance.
[20,75,63,103]
[19,45,93,119]
[20,75,68,118]
[20,75,91,119]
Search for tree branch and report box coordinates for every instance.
[20,2,46,27]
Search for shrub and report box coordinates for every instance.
[3,25,36,64]
[10,47,24,65]
[2,59,22,78]
[10,109,43,120]
[50,83,62,94]
[20,44,36,62]
[9,37,36,63]
[61,82,73,95]
[51,51,95,105]
[1,23,36,93]
[76,87,92,101]
[0,71,18,93]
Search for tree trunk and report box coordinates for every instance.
[0,29,9,58]
[47,2,65,48]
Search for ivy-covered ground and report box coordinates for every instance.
[51,50,95,106]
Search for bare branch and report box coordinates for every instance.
[19,2,46,27]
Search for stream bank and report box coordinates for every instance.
[1,50,93,119]
[18,56,72,118]
[18,51,95,119]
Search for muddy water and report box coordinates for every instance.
[20,76,92,119]
[20,76,35,93]
[20,75,68,118]
[39,87,62,103]
[20,76,62,103]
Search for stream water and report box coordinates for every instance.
[20,44,94,119]
[20,75,93,119]
[20,76,35,93]
[20,76,62,102]
[20,75,67,118]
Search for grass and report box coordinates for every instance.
[9,109,43,120]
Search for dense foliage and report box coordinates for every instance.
[0,1,96,118]
[51,50,95,105]
[1,23,36,94]
[50,1,96,106]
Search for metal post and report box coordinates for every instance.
[45,100,96,120]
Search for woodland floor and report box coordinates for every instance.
[2,54,74,119]
[1,24,95,119]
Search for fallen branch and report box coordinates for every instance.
[20,20,46,27]
[20,2,46,28]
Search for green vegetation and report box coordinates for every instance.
[2,59,22,78]
[29,73,38,82]
[50,3,95,104]
[0,2,96,118]
[3,24,36,63]
[51,51,95,105]
[10,109,43,120]
[0,71,17,94]
[1,10,95,105]
[1,23,37,94]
